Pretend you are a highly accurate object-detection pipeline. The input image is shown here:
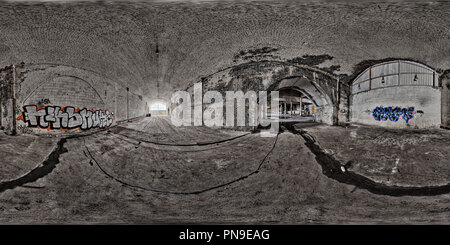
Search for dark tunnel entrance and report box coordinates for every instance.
[276,88,316,123]
[150,102,169,116]
[271,76,335,125]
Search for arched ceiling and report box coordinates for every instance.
[0,0,449,101]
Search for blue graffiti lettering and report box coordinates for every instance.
[372,106,415,124]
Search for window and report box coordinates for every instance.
[150,103,166,111]
[351,60,437,94]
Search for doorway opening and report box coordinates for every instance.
[275,88,316,122]
[149,102,169,116]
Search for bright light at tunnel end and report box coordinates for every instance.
[170,82,279,137]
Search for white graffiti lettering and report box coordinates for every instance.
[20,105,114,130]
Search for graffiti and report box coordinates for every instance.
[18,105,114,130]
[17,124,33,134]
[372,106,415,124]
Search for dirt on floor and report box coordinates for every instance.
[0,117,450,224]
[304,124,450,187]
[0,131,60,182]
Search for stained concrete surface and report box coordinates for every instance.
[0,131,59,182]
[1,117,450,224]
[303,124,450,187]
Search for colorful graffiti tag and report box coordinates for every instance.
[372,106,415,124]
[17,105,114,131]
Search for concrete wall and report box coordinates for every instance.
[350,86,441,128]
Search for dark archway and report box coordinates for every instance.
[274,77,334,125]
[276,87,317,123]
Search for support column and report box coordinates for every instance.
[0,81,2,129]
[299,97,302,117]
[441,70,450,128]
[11,65,17,135]
[334,78,340,126]
[290,101,292,115]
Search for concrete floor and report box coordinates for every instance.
[271,115,315,122]
[1,117,450,224]
[305,124,450,187]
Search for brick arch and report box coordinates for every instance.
[196,61,346,126]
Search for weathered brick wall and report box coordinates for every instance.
[2,64,147,134]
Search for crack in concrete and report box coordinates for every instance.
[0,137,68,193]
[0,131,101,194]
[283,123,450,197]
[6,121,448,197]
[0,127,259,194]
[83,133,279,195]
[112,128,251,146]
[109,132,250,153]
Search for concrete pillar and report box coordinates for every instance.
[0,82,2,129]
[299,97,302,117]
[333,78,340,126]
[441,70,450,128]
[11,65,17,135]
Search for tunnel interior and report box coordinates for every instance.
[274,88,316,122]
[150,102,169,116]
[0,0,450,225]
